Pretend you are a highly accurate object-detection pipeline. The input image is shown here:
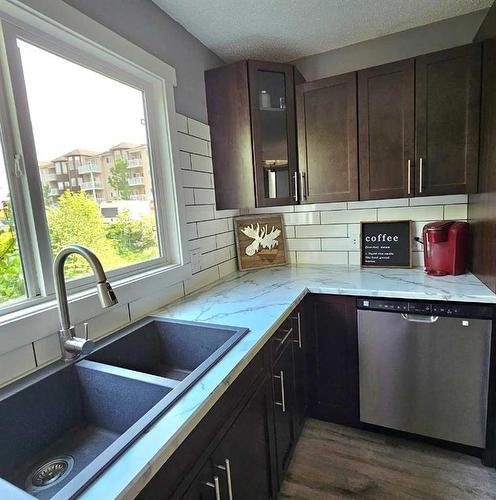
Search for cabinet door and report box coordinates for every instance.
[309,295,359,426]
[296,73,358,203]
[358,59,414,200]
[415,44,481,196]
[248,60,297,207]
[290,307,307,437]
[211,379,272,500]
[205,61,256,210]
[272,343,295,482]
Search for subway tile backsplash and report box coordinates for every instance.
[243,194,468,267]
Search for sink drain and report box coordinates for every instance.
[25,456,74,492]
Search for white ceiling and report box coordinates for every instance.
[152,0,492,62]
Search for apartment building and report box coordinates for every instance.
[38,143,153,208]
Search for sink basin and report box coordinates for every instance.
[88,317,244,382]
[0,317,248,499]
[0,360,169,499]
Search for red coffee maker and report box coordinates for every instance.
[422,221,469,276]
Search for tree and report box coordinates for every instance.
[108,157,131,200]
[0,200,24,304]
[46,191,123,277]
[106,209,157,259]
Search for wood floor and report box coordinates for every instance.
[280,419,496,500]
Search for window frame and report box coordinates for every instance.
[0,0,189,330]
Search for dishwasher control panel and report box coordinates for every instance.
[357,298,493,319]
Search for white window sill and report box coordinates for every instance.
[0,262,191,356]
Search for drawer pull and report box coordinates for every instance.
[215,459,233,500]
[290,312,302,348]
[273,327,293,345]
[273,370,286,412]
[205,476,221,500]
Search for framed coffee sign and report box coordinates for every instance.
[360,220,413,268]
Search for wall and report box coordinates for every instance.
[0,115,240,387]
[60,0,224,122]
[242,196,468,267]
[293,10,488,80]
[469,3,496,293]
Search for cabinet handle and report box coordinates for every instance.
[273,370,286,412]
[272,327,293,346]
[407,159,411,195]
[293,171,299,202]
[299,171,307,200]
[419,157,424,193]
[303,171,308,199]
[215,459,233,500]
[205,476,221,500]
[291,312,302,348]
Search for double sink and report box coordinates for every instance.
[0,317,248,499]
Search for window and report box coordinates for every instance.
[19,40,160,280]
[0,2,183,318]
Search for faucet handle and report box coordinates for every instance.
[83,322,89,340]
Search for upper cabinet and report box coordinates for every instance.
[415,44,481,196]
[205,60,300,209]
[205,44,482,209]
[296,73,358,203]
[358,60,415,200]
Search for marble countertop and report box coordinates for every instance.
[80,265,496,499]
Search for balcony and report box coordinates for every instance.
[79,162,101,174]
[128,176,145,186]
[81,181,103,191]
[129,194,147,201]
[44,173,57,182]
[127,158,143,168]
[48,188,60,196]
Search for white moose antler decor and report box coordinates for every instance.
[241,223,281,256]
[234,214,286,271]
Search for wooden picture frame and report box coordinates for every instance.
[234,214,287,271]
[360,220,413,268]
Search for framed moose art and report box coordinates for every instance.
[234,214,287,271]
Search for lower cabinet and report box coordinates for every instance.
[291,305,307,438]
[272,339,295,484]
[183,378,272,499]
[139,302,312,499]
[307,295,359,426]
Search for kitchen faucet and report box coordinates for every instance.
[53,244,118,361]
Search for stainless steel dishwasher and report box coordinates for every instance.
[357,298,493,448]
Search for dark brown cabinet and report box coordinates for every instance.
[415,44,481,196]
[358,60,415,200]
[308,295,359,426]
[271,336,295,484]
[205,60,299,209]
[290,306,307,437]
[296,73,358,203]
[183,379,272,500]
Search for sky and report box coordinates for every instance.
[0,39,148,201]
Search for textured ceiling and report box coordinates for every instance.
[152,0,491,62]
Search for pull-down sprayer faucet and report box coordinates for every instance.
[53,245,118,361]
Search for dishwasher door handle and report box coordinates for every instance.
[401,313,439,323]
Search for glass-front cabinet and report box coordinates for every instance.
[205,60,300,209]
[248,61,298,207]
